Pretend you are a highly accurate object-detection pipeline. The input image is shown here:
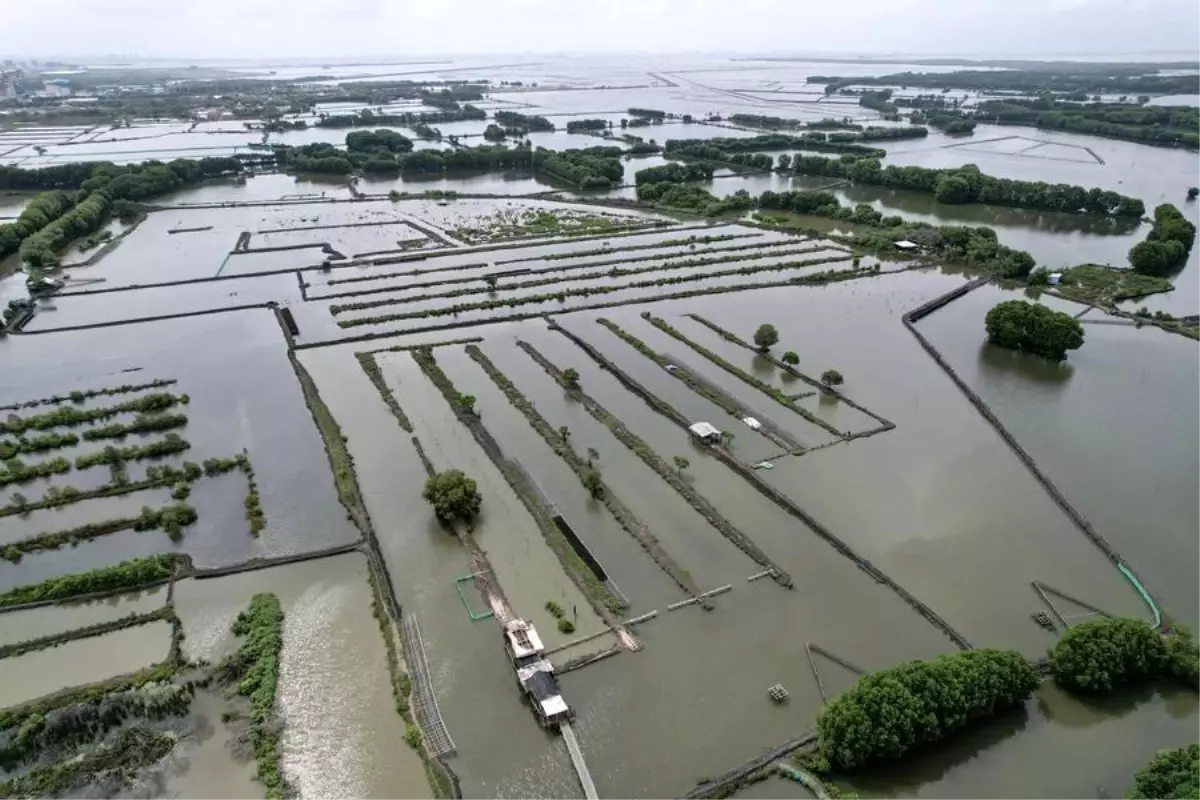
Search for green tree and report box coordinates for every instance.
[562,367,580,389]
[673,456,690,475]
[984,300,1084,361]
[422,469,482,525]
[1128,743,1198,799]
[1048,617,1166,693]
[753,323,779,352]
[457,394,477,415]
[781,351,800,366]
[821,369,844,387]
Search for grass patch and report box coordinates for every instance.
[1055,264,1174,306]
[356,352,413,432]
[289,354,364,524]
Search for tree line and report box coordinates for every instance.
[729,113,863,131]
[315,105,487,129]
[634,162,714,184]
[634,181,1038,278]
[787,154,1146,217]
[973,98,1199,148]
[812,69,1200,96]
[0,156,243,266]
[565,119,610,133]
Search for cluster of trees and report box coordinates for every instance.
[344,128,414,154]
[816,649,1039,770]
[565,119,610,133]
[1,157,242,266]
[910,110,977,134]
[984,300,1085,360]
[974,99,1199,147]
[729,114,864,131]
[858,89,899,116]
[634,162,714,184]
[628,108,668,121]
[1128,744,1198,800]
[316,105,486,128]
[1048,617,1198,692]
[0,191,72,260]
[534,147,624,189]
[1128,203,1197,276]
[789,155,1145,217]
[493,110,555,132]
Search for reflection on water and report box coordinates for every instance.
[852,683,1199,798]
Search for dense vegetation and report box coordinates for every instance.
[984,300,1085,361]
[493,110,555,132]
[423,469,483,525]
[0,157,242,266]
[534,147,625,189]
[816,650,1039,770]
[1129,204,1197,276]
[315,105,486,129]
[788,154,1144,217]
[729,114,862,131]
[0,554,176,607]
[1048,618,1199,692]
[565,119,610,133]
[634,162,714,184]
[217,594,288,799]
[1128,744,1199,800]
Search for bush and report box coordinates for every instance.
[1048,617,1166,692]
[753,323,779,351]
[1129,743,1199,799]
[422,469,482,524]
[557,618,576,635]
[817,649,1038,770]
[985,300,1084,361]
[545,600,565,618]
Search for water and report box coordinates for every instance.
[173,553,431,798]
[0,585,167,646]
[0,620,171,708]
[852,683,1199,798]
[297,344,580,798]
[919,283,1200,626]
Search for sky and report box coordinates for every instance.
[0,0,1197,60]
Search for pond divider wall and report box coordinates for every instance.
[683,732,819,800]
[545,320,973,650]
[521,331,795,590]
[901,278,1166,628]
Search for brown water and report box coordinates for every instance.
[851,683,1199,798]
[297,344,580,798]
[0,620,171,708]
[174,553,430,798]
[0,585,167,647]
[918,283,1200,626]
[161,689,261,800]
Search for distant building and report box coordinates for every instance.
[1048,272,1063,286]
[894,240,920,252]
[688,421,722,443]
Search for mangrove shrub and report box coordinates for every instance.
[1128,743,1199,800]
[1048,617,1198,693]
[422,469,482,525]
[817,649,1038,770]
[985,300,1084,361]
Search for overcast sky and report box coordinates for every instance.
[1,0,1197,60]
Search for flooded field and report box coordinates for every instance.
[0,53,1195,800]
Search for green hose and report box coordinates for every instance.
[1117,562,1161,629]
